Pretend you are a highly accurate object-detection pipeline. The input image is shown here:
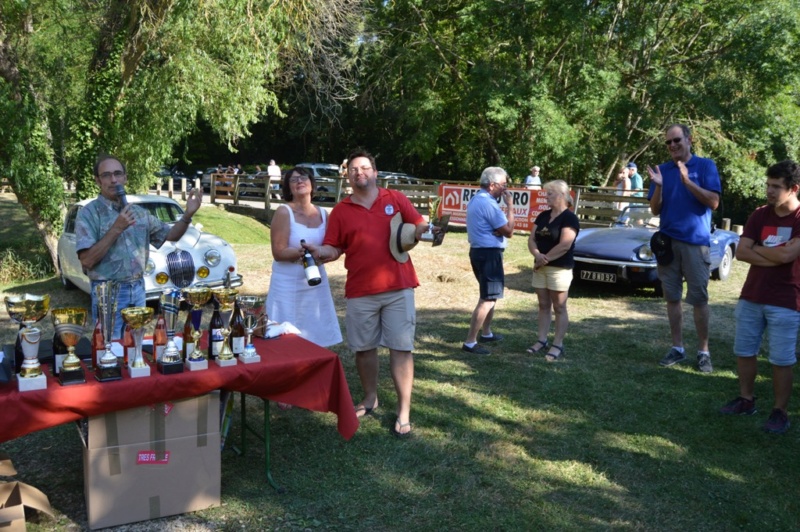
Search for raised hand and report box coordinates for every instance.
[647,165,663,186]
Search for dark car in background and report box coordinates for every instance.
[155,165,188,189]
[296,162,340,201]
[572,205,739,295]
[378,171,421,186]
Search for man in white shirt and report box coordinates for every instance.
[524,166,542,190]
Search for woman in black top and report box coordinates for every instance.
[527,180,580,361]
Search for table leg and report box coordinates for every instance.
[237,392,284,493]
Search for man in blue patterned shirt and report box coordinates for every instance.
[75,154,202,338]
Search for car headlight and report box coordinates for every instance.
[637,245,655,261]
[204,249,221,267]
[155,272,169,285]
[145,259,155,275]
[197,266,210,279]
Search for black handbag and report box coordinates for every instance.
[650,231,674,266]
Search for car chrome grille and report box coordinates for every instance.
[166,250,194,288]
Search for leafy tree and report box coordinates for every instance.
[0,0,362,271]
[351,0,800,201]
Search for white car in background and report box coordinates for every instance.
[57,195,243,301]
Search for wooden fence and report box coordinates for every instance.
[153,174,440,222]
[156,179,641,228]
[572,186,650,228]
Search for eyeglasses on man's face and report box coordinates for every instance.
[289,175,310,184]
[99,170,126,180]
[664,137,683,146]
[348,166,373,174]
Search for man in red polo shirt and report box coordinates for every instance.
[317,149,427,438]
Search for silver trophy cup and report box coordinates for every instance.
[95,282,123,381]
[237,295,266,361]
[157,289,184,374]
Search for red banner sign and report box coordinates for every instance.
[438,184,554,232]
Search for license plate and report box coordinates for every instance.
[580,271,617,283]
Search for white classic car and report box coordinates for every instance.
[57,195,243,301]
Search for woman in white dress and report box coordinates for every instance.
[266,167,343,347]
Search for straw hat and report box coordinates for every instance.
[389,213,418,263]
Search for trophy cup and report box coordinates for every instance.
[211,288,238,367]
[157,289,184,374]
[94,282,123,382]
[51,307,87,386]
[237,295,266,364]
[420,196,442,242]
[182,286,212,371]
[121,307,153,378]
[4,294,50,391]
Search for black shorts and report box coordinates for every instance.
[469,247,505,300]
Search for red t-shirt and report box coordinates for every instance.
[324,188,424,298]
[740,204,800,311]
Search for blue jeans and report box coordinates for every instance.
[90,279,146,340]
[734,299,800,366]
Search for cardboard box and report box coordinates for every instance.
[0,452,54,532]
[82,393,221,530]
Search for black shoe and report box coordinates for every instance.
[764,408,790,434]
[479,333,504,343]
[719,396,757,415]
[659,348,686,367]
[462,343,490,355]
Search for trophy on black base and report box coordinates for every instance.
[94,282,123,382]
[211,288,239,367]
[4,294,50,392]
[157,289,184,374]
[182,286,212,371]
[51,307,87,385]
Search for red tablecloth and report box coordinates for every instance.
[0,334,359,443]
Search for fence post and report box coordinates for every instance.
[262,176,271,212]
[233,175,240,206]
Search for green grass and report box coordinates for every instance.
[3,195,800,531]
[0,195,54,286]
[192,204,269,245]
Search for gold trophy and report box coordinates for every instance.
[237,295,266,364]
[182,286,212,371]
[121,307,153,378]
[94,282,123,382]
[157,289,184,374]
[51,307,87,386]
[211,288,238,366]
[4,294,50,391]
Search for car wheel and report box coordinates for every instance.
[653,280,663,298]
[59,261,76,290]
[711,246,733,281]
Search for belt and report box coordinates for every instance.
[91,276,143,285]
[117,276,144,285]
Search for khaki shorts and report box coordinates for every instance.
[345,289,416,352]
[531,266,573,292]
[657,240,710,306]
